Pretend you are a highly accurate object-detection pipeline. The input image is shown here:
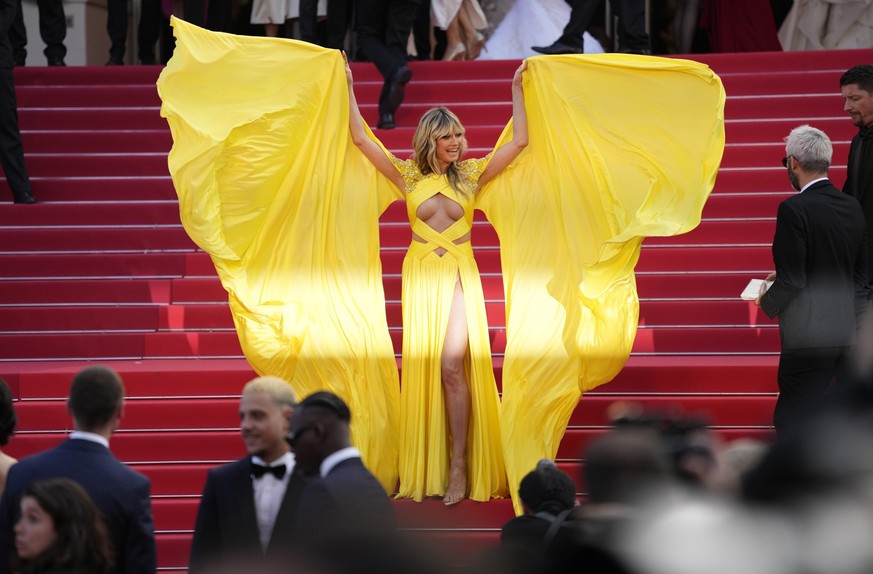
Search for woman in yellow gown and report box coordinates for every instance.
[158,18,725,512]
[344,56,527,504]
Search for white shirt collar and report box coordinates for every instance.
[800,177,829,193]
[69,431,109,449]
[320,447,361,478]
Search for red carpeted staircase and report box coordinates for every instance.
[0,48,866,571]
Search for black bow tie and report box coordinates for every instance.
[250,462,286,480]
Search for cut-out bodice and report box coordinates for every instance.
[390,155,491,258]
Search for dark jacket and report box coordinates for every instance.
[0,439,156,574]
[188,456,308,573]
[761,179,869,348]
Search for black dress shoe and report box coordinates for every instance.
[531,41,583,55]
[13,191,37,204]
[106,55,124,66]
[382,65,412,115]
[47,58,66,66]
[619,48,652,55]
[377,111,395,130]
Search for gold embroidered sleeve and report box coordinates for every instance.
[389,154,421,192]
[460,153,494,188]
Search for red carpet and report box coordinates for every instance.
[0,48,868,571]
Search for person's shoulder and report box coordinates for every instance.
[208,457,250,481]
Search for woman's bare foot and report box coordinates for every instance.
[444,462,467,506]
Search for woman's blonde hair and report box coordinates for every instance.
[412,107,471,196]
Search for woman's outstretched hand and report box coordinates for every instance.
[512,60,527,91]
[342,50,353,85]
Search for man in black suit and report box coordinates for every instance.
[0,0,34,204]
[355,0,418,130]
[0,365,156,574]
[287,391,395,539]
[756,125,869,436]
[532,0,650,55]
[188,376,306,573]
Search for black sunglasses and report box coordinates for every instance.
[781,155,792,167]
[286,425,311,447]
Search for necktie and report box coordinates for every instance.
[250,462,286,480]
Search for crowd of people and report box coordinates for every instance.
[4,366,873,573]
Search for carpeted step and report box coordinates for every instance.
[0,322,782,361]
[26,176,177,201]
[3,426,772,467]
[0,355,778,400]
[21,129,172,153]
[11,393,774,435]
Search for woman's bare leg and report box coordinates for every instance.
[265,23,279,37]
[442,280,470,505]
[442,18,466,60]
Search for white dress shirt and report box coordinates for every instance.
[69,430,110,448]
[800,177,828,193]
[251,451,295,551]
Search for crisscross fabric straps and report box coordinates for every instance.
[411,217,470,258]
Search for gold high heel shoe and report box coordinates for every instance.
[465,31,486,60]
[443,42,467,61]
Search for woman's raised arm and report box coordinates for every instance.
[344,52,406,191]
[478,61,529,188]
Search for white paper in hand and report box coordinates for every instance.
[741,278,773,301]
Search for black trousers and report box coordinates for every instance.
[0,68,31,200]
[299,0,352,50]
[559,0,649,52]
[107,0,164,60]
[773,346,850,436]
[9,0,66,65]
[354,0,418,80]
[183,0,231,32]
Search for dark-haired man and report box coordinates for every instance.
[841,64,873,286]
[287,391,394,539]
[0,365,156,574]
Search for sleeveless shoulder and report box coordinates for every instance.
[389,154,424,192]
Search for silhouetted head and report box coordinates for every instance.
[67,366,124,434]
[518,459,577,515]
[286,391,352,476]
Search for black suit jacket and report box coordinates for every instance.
[188,457,308,573]
[761,179,869,349]
[0,439,156,574]
[295,457,395,539]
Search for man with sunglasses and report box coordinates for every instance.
[755,125,868,436]
[189,376,307,572]
[287,391,395,539]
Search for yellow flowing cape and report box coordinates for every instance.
[477,56,725,511]
[157,18,725,508]
[157,18,402,491]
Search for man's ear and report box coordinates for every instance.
[281,406,293,431]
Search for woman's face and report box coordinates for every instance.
[435,129,464,169]
[15,496,57,560]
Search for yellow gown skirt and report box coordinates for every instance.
[398,238,507,501]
